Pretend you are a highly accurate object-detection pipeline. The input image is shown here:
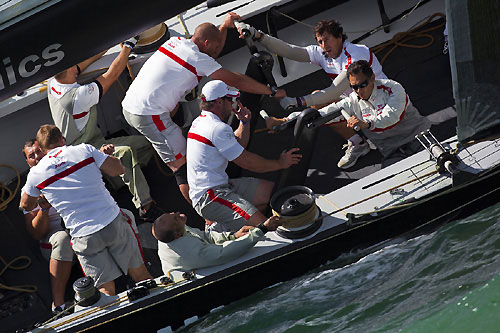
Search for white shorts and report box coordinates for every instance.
[71,212,144,287]
[123,109,186,163]
[194,177,259,233]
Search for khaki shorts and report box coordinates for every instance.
[71,213,144,287]
[195,177,259,233]
[123,109,186,163]
[40,230,73,262]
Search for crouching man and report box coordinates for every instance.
[152,212,281,272]
[20,125,152,295]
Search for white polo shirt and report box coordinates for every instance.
[22,144,120,237]
[122,37,222,116]
[48,80,101,131]
[186,111,244,206]
[306,41,386,81]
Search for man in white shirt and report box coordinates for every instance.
[20,125,152,296]
[48,37,163,223]
[237,19,387,169]
[122,13,287,203]
[317,60,430,167]
[187,80,301,232]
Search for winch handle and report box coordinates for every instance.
[234,19,258,54]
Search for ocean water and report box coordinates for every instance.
[179,203,500,333]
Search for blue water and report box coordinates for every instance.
[179,203,500,332]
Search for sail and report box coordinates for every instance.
[445,0,500,143]
[0,0,204,102]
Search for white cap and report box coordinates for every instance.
[201,80,239,102]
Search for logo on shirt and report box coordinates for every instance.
[87,84,94,95]
[54,161,66,169]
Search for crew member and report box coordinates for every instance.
[20,125,152,296]
[47,37,163,222]
[187,80,301,232]
[122,13,286,203]
[320,60,430,167]
[237,19,387,169]
[153,212,282,272]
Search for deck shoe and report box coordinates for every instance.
[337,141,370,169]
[139,202,165,223]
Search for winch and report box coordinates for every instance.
[73,276,101,307]
[133,23,170,54]
[270,185,322,239]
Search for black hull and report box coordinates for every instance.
[65,165,500,332]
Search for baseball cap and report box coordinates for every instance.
[201,80,240,102]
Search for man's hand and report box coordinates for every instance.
[235,21,260,41]
[265,116,287,132]
[233,99,251,124]
[222,12,241,29]
[234,225,253,238]
[123,36,139,49]
[279,148,302,169]
[37,195,52,210]
[263,215,282,231]
[100,144,115,155]
[279,96,306,111]
[274,88,287,99]
[346,115,369,130]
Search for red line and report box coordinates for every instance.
[328,73,338,80]
[207,189,251,221]
[152,115,166,131]
[368,50,373,66]
[121,210,145,263]
[187,132,214,147]
[36,157,95,189]
[158,46,202,82]
[73,111,89,120]
[175,153,183,160]
[40,242,52,249]
[372,95,408,132]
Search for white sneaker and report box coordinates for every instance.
[337,141,371,169]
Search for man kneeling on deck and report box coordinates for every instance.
[153,212,281,272]
[20,125,152,296]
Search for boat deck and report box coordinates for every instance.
[0,0,459,331]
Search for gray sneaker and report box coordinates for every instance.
[337,141,371,169]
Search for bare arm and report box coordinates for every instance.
[232,148,301,173]
[210,68,285,97]
[24,209,50,240]
[20,192,39,212]
[96,45,132,95]
[99,155,125,177]
[213,12,241,59]
[77,50,108,73]
[233,100,251,147]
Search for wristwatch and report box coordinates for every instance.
[269,86,278,97]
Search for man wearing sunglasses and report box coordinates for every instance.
[237,19,387,169]
[321,60,431,168]
[186,80,301,233]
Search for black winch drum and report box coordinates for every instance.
[270,185,322,239]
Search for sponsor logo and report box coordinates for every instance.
[0,43,65,91]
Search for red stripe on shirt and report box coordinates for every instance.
[187,132,214,147]
[344,48,352,70]
[36,157,95,189]
[372,95,408,132]
[73,111,89,120]
[207,189,251,221]
[152,115,166,132]
[175,153,183,160]
[51,87,61,95]
[368,50,373,66]
[158,46,203,82]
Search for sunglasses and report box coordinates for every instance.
[350,79,370,91]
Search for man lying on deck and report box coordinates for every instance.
[153,212,281,272]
